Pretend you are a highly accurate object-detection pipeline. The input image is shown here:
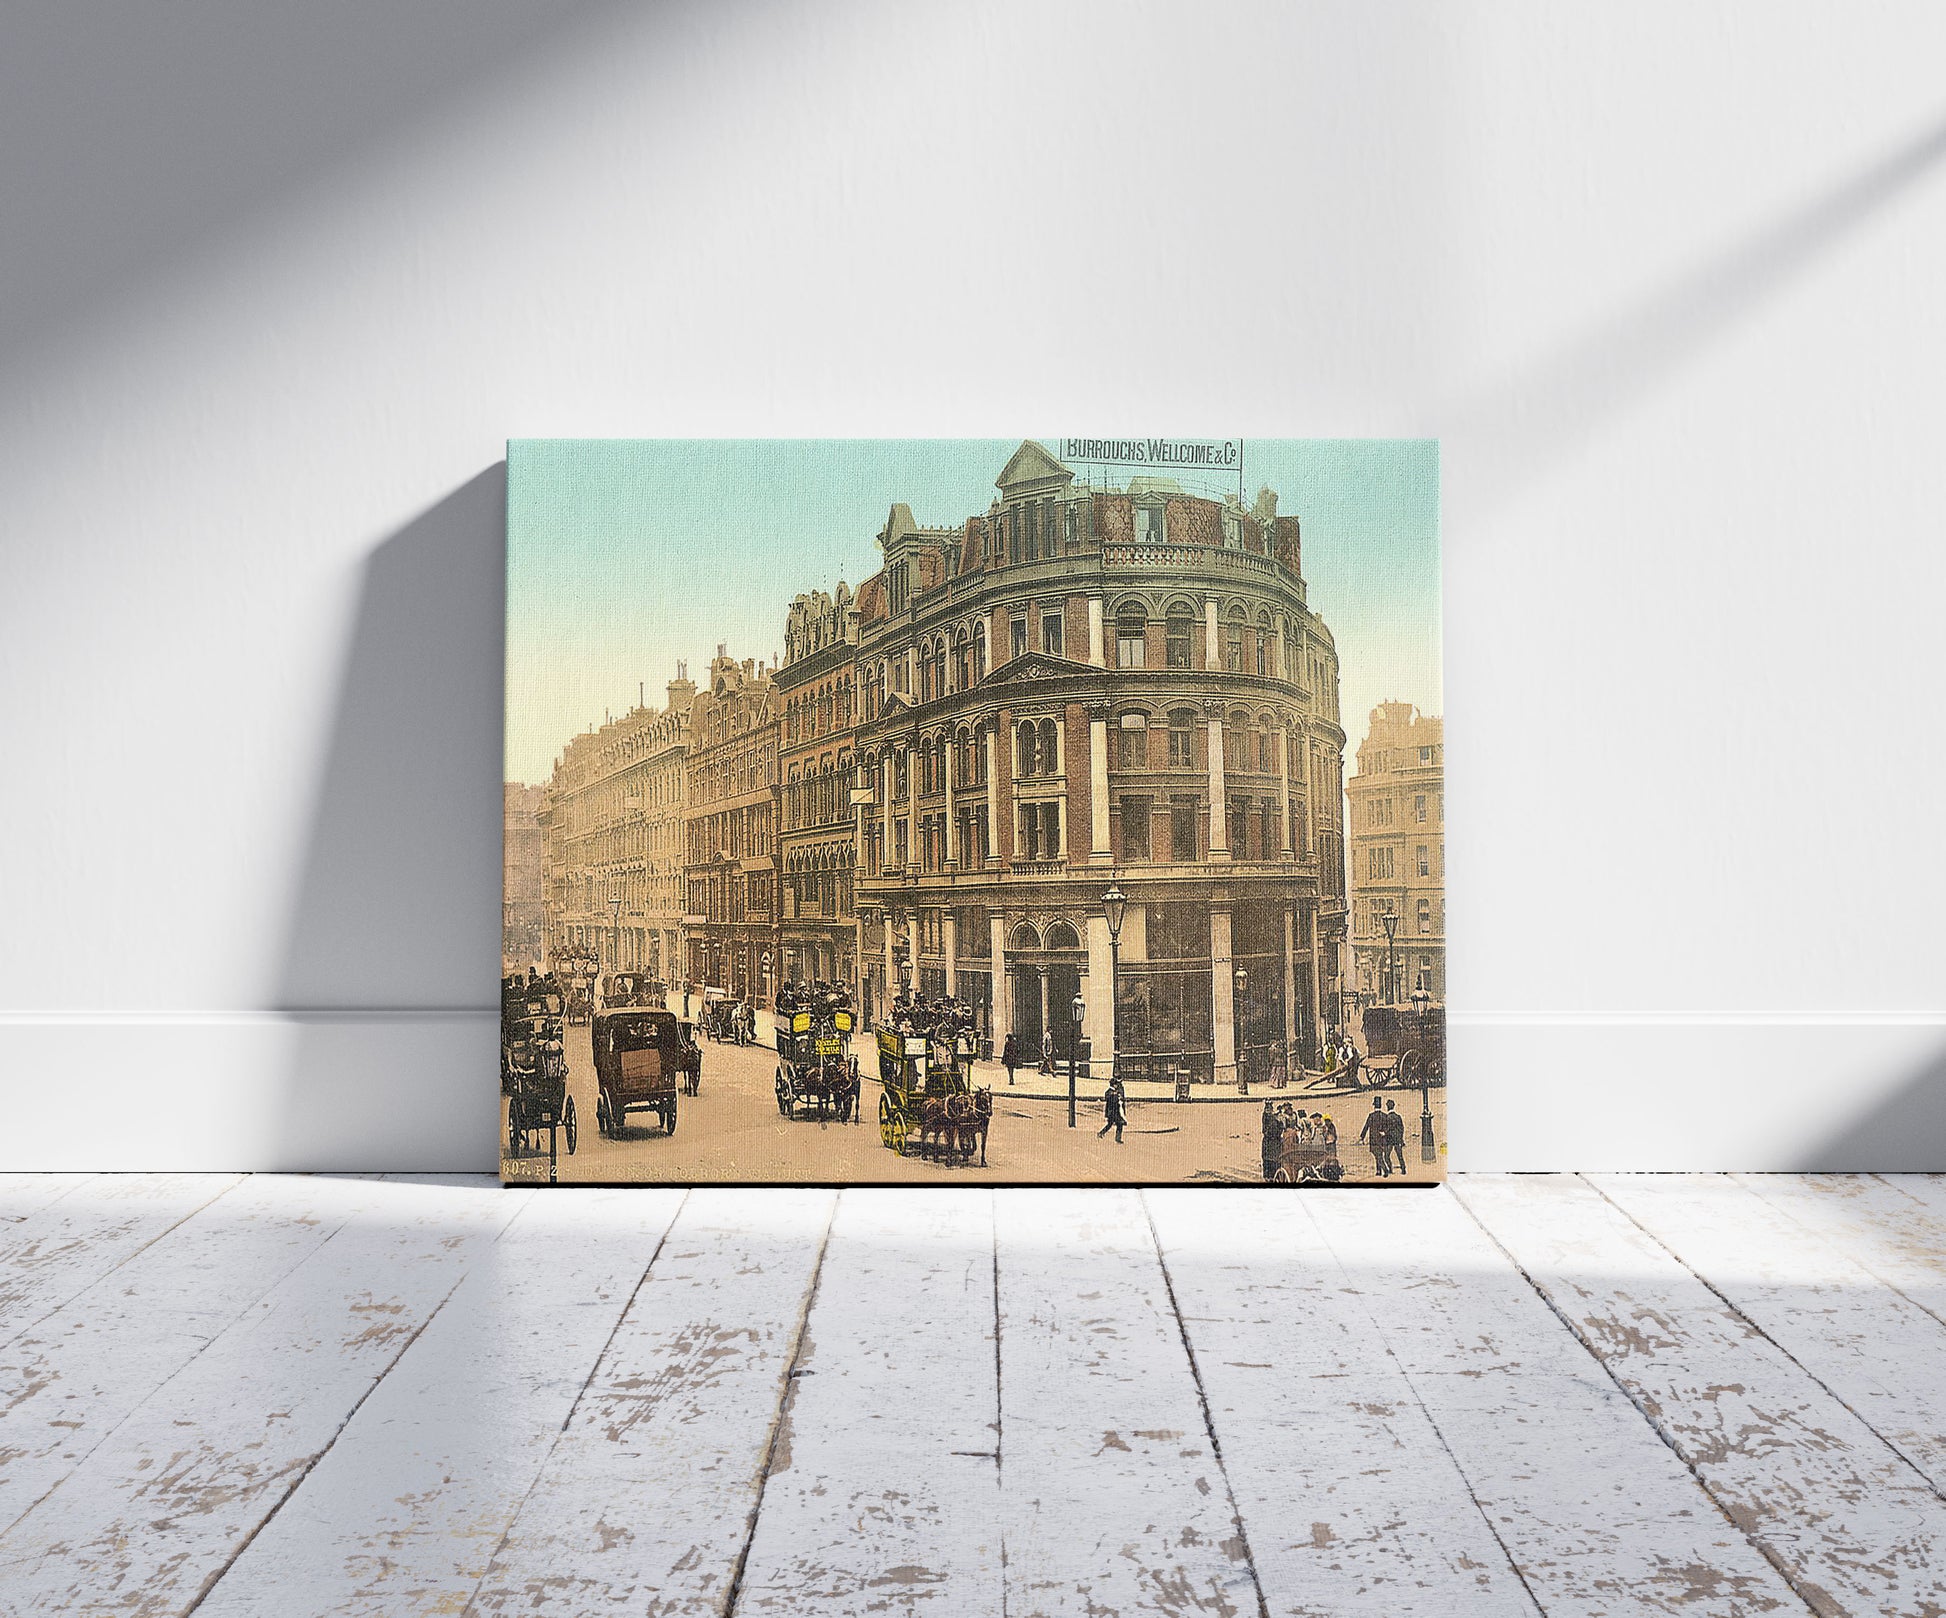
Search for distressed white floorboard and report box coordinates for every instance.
[1309,1188,1807,1616]
[1734,1175,1946,1325]
[732,1188,1003,1616]
[1460,1174,1946,1618]
[0,1173,95,1222]
[0,1174,389,1535]
[464,1188,836,1616]
[0,1172,243,1348]
[0,1176,526,1616]
[193,1186,686,1618]
[1594,1174,1946,1500]
[995,1188,1260,1618]
[1146,1189,1540,1617]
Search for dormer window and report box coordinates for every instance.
[1137,505,1165,544]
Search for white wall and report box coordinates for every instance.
[5,1,1943,1171]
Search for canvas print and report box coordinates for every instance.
[503,439,1443,1185]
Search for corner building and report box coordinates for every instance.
[852,442,1347,1084]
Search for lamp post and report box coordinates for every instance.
[1411,981,1436,1162]
[609,888,623,974]
[1234,965,1250,1093]
[1069,991,1086,1128]
[761,949,773,1011]
[1101,884,1127,1086]
[1379,907,1400,1006]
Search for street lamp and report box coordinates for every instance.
[761,949,773,1011]
[1101,884,1127,1086]
[1234,965,1250,1093]
[1379,907,1400,1007]
[1068,991,1086,1128]
[609,888,623,974]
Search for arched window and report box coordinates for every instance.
[1166,604,1197,670]
[1116,604,1148,669]
[1017,720,1038,779]
[1038,718,1059,776]
[974,622,988,681]
[1224,610,1246,672]
[1117,711,1148,770]
[1255,614,1274,676]
[1257,719,1273,773]
[1044,921,1080,951]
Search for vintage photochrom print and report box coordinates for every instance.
[503,439,1442,1185]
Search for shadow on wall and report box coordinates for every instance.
[272,466,506,1171]
[1795,1044,1946,1173]
[0,1,638,374]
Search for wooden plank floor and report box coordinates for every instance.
[1,1177,1941,1616]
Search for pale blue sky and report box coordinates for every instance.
[505,438,1440,785]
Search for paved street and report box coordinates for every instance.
[505,1002,1446,1185]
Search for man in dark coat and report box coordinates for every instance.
[1383,1098,1410,1176]
[1097,1076,1128,1143]
[1359,1098,1390,1177]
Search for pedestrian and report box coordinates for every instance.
[1261,1101,1282,1180]
[1039,1028,1054,1075]
[682,983,691,1019]
[1002,1033,1019,1086]
[1384,1098,1410,1176]
[1319,1112,1338,1150]
[1359,1098,1390,1178]
[1097,1074,1128,1144]
[1342,1037,1363,1089]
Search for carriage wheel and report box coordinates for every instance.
[1272,1165,1295,1184]
[507,1114,522,1156]
[1395,1048,1418,1089]
[563,1095,578,1155]
[663,1104,678,1136]
[776,1068,793,1118]
[878,1094,894,1147]
[888,1112,908,1155]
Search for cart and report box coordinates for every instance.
[1358,1003,1448,1091]
[592,1007,688,1138]
[774,1004,860,1122]
[876,1030,991,1166]
[1261,1106,1343,1183]
[504,1021,577,1183]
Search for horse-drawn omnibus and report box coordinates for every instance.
[876,1030,992,1166]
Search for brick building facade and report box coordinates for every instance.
[1347,701,1445,1007]
[683,652,780,1003]
[776,586,861,993]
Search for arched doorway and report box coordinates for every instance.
[1006,918,1087,1066]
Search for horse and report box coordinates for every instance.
[951,1087,993,1166]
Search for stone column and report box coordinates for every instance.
[882,911,895,1021]
[1307,902,1324,1055]
[1211,902,1236,1086]
[1277,720,1294,856]
[1088,702,1112,863]
[879,754,893,868]
[1203,596,1219,667]
[904,744,918,871]
[1205,700,1230,859]
[943,734,958,869]
[990,911,1009,1047]
[984,723,1001,865]
[944,908,958,995]
[1088,596,1105,667]
[1283,904,1299,1074]
[1039,968,1051,1047]
[1086,911,1115,1075]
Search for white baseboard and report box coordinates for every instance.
[1,1012,1940,1172]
